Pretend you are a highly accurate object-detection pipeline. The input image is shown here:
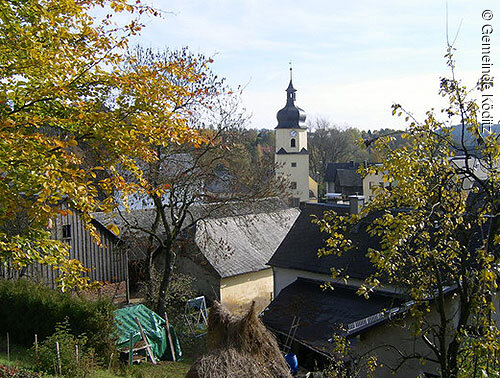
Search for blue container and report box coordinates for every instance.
[284,353,299,375]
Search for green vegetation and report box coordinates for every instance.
[315,50,500,377]
[0,278,202,377]
[0,335,192,378]
[0,280,116,363]
[34,320,97,377]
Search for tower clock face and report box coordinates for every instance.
[290,130,297,137]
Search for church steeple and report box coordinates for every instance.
[286,67,296,104]
[276,67,306,129]
[274,67,316,205]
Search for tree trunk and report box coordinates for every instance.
[155,242,174,315]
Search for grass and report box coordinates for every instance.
[0,337,192,378]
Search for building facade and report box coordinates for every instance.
[274,69,317,206]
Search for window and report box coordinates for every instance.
[62,224,71,239]
[291,197,300,207]
[290,138,296,148]
[290,181,297,190]
[368,181,375,189]
[291,162,297,167]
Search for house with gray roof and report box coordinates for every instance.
[324,161,363,196]
[95,198,299,313]
[263,202,442,376]
[177,201,299,313]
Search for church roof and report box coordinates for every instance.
[276,147,309,155]
[276,69,307,130]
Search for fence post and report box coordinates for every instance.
[75,344,79,367]
[6,332,9,361]
[56,341,62,375]
[128,332,133,366]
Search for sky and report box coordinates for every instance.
[125,0,499,131]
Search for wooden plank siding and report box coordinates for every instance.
[0,211,127,290]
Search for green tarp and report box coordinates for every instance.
[114,304,182,361]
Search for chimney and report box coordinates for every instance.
[349,195,365,214]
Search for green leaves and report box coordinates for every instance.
[317,50,500,376]
[0,1,212,290]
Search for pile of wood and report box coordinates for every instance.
[186,301,292,378]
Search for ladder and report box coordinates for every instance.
[283,316,300,354]
[121,318,157,365]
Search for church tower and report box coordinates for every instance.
[275,68,314,206]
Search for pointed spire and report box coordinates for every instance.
[286,62,296,104]
[286,62,296,94]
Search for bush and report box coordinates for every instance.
[140,269,196,321]
[0,279,116,363]
[0,364,41,378]
[34,320,97,377]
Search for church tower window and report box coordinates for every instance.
[291,138,296,148]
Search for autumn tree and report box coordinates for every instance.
[315,49,500,377]
[307,118,369,195]
[0,1,206,289]
[113,48,288,315]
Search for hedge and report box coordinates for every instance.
[0,279,116,361]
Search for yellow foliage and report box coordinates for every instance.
[0,0,212,290]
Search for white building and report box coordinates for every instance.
[274,69,317,206]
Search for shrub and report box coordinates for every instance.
[34,320,97,377]
[140,269,196,321]
[0,364,41,378]
[0,279,116,363]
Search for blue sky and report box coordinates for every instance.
[127,1,499,130]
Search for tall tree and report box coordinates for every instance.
[315,49,500,377]
[0,1,206,289]
[307,117,369,193]
[115,48,288,315]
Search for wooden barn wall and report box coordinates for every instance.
[0,212,127,289]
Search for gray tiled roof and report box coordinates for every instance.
[336,169,362,187]
[324,162,360,182]
[93,197,298,268]
[194,207,300,278]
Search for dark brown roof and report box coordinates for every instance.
[261,278,404,356]
[267,203,377,280]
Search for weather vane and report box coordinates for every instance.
[289,61,292,80]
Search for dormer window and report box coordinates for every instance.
[291,138,296,148]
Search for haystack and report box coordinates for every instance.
[186,301,293,378]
